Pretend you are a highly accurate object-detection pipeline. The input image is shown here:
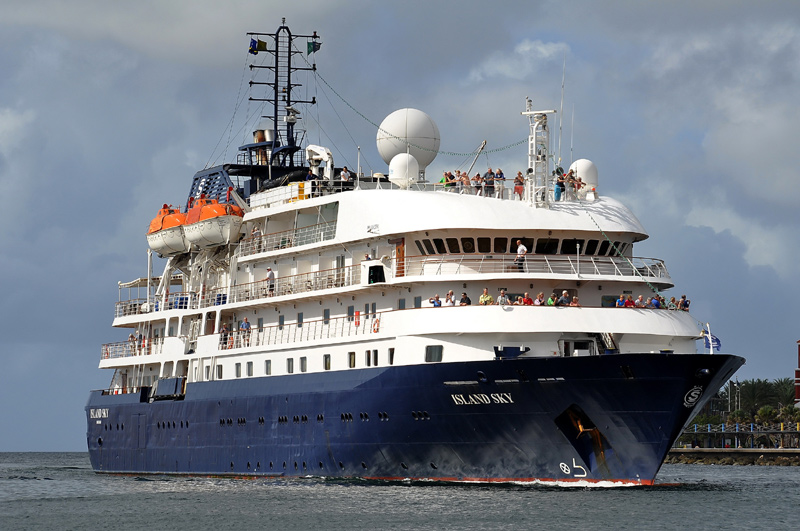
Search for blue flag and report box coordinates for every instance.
[703,327,721,351]
[249,38,268,55]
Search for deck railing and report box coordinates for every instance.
[217,312,381,351]
[101,337,165,359]
[113,254,669,318]
[237,220,337,258]
[200,263,362,308]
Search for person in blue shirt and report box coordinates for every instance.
[616,294,626,307]
[428,294,442,307]
[239,317,251,346]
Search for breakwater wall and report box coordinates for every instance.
[667,448,800,466]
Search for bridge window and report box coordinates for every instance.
[560,239,585,255]
[422,239,436,254]
[477,237,491,253]
[597,240,610,255]
[460,238,475,253]
[445,238,460,253]
[584,240,599,255]
[535,238,559,254]
[433,238,447,254]
[414,240,427,255]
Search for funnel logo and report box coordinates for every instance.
[683,386,703,408]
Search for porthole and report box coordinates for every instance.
[270,461,274,469]
[230,462,235,470]
[302,462,307,470]
[283,461,286,469]
[294,462,298,470]
[430,463,438,470]
[400,462,408,470]
[361,462,368,469]
[247,462,251,470]
[339,461,344,470]
[97,437,103,446]
[411,411,418,420]
[319,462,324,469]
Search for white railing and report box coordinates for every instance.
[237,220,337,257]
[200,263,362,308]
[101,337,165,360]
[402,254,669,280]
[217,312,382,351]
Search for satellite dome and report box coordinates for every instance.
[569,159,598,189]
[377,109,440,170]
[388,153,420,189]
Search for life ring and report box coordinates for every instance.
[373,318,380,333]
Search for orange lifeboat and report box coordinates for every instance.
[146,204,189,257]
[183,191,244,248]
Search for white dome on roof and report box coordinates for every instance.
[377,108,440,169]
[569,159,598,189]
[388,153,419,189]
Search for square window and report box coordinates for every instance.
[425,345,443,363]
[216,364,223,379]
[287,358,294,374]
[300,357,307,373]
[235,363,242,378]
[348,352,356,368]
[323,354,331,371]
[246,361,253,377]
[265,360,272,375]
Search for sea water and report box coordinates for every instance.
[1,452,797,530]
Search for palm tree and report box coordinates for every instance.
[772,377,795,408]
[739,379,775,419]
[755,405,778,426]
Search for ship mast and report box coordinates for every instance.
[522,98,556,208]
[248,18,319,168]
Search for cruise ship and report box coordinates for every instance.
[85,20,744,484]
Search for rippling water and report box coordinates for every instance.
[1,453,797,530]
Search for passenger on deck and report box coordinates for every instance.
[678,295,690,311]
[495,289,511,305]
[616,294,626,307]
[534,292,545,306]
[513,296,524,305]
[428,294,442,307]
[460,171,472,194]
[555,168,566,201]
[305,169,316,197]
[625,295,636,307]
[340,166,351,181]
[266,267,275,296]
[482,168,495,197]
[635,295,646,308]
[251,225,262,253]
[564,169,576,200]
[513,171,524,200]
[668,296,678,309]
[444,290,456,306]
[459,292,472,306]
[546,293,557,306]
[556,290,571,306]
[514,239,527,272]
[240,317,251,347]
[494,168,505,198]
[651,297,662,309]
[472,173,483,195]
[479,288,494,305]
[219,323,230,350]
[454,171,464,193]
[569,296,581,307]
[522,292,534,305]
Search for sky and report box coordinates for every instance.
[0,1,798,451]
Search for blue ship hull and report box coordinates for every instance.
[86,353,744,484]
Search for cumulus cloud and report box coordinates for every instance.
[468,39,570,83]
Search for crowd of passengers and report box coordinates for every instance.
[437,166,586,201]
[427,289,691,310]
[616,293,690,310]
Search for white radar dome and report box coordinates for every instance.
[377,108,440,170]
[388,153,419,189]
[569,159,598,190]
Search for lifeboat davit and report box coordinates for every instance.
[146,204,189,257]
[183,191,244,248]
